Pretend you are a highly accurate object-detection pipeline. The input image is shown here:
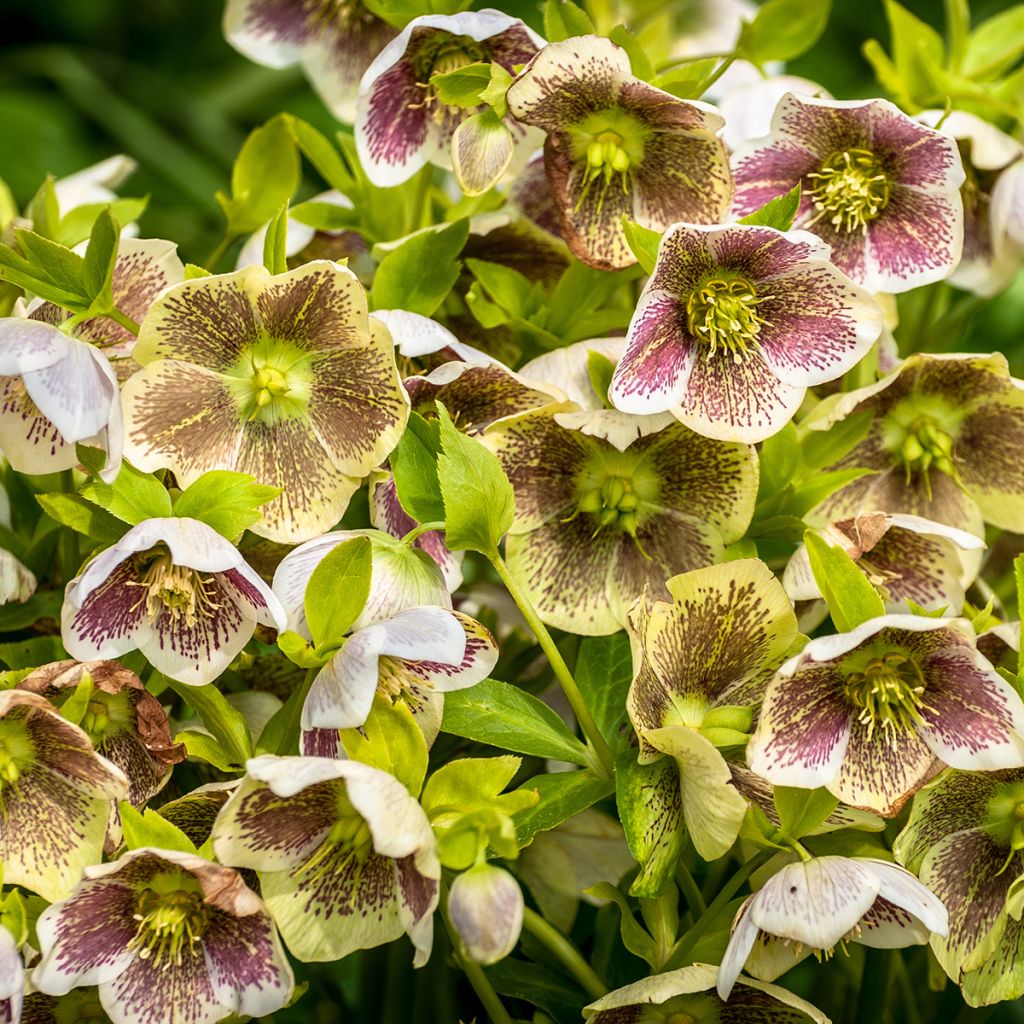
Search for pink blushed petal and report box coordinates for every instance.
[871,103,966,193]
[731,139,821,218]
[62,562,153,663]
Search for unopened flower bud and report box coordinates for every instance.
[448,863,524,965]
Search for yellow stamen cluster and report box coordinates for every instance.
[130,549,221,627]
[128,884,210,970]
[686,276,773,364]
[807,148,891,234]
[843,651,933,740]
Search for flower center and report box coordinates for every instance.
[78,690,131,745]
[807,148,891,234]
[842,649,932,740]
[686,275,772,364]
[0,718,33,791]
[636,994,718,1023]
[128,876,210,970]
[229,339,313,424]
[570,109,650,212]
[882,396,963,499]
[984,780,1024,851]
[292,788,375,900]
[130,547,221,627]
[412,35,487,125]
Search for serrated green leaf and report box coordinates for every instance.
[81,461,172,525]
[738,183,802,231]
[13,228,88,297]
[432,62,493,108]
[371,219,468,316]
[171,470,280,540]
[422,755,523,815]
[804,530,885,631]
[119,802,197,854]
[82,208,119,308]
[305,536,372,646]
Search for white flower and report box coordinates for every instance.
[448,863,524,965]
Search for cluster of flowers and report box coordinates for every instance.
[1,0,1024,1021]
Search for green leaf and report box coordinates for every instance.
[512,770,614,846]
[371,219,468,316]
[81,208,119,307]
[621,218,662,274]
[119,802,197,854]
[480,62,514,119]
[543,0,596,41]
[255,668,317,756]
[390,412,444,524]
[55,197,149,248]
[801,409,874,471]
[172,470,281,540]
[804,530,885,631]
[585,882,661,966]
[304,536,373,647]
[576,633,633,750]
[431,62,493,108]
[36,492,127,545]
[58,671,95,727]
[80,461,172,525]
[276,630,327,669]
[738,183,802,231]
[164,677,253,770]
[286,116,356,194]
[652,57,721,99]
[263,203,290,275]
[586,350,616,408]
[0,636,67,669]
[737,0,832,64]
[436,405,515,554]
[964,5,1024,78]
[13,228,88,298]
[290,200,358,232]
[422,755,523,814]
[608,25,655,81]
[0,178,16,231]
[442,678,591,765]
[340,695,429,796]
[773,786,840,840]
[28,177,59,239]
[757,422,800,499]
[465,258,537,317]
[0,245,87,308]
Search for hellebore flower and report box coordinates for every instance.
[584,962,829,1024]
[355,10,542,187]
[224,0,396,122]
[0,924,22,1024]
[807,352,1024,536]
[448,862,523,965]
[371,309,493,366]
[121,261,409,543]
[62,517,286,686]
[32,847,294,1024]
[506,35,732,270]
[717,856,948,999]
[211,755,440,963]
[0,690,128,902]
[608,222,882,441]
[20,659,185,808]
[732,93,965,292]
[919,110,1024,297]
[719,76,831,152]
[784,512,984,616]
[0,317,122,482]
[51,156,137,217]
[748,614,1024,816]
[487,405,758,634]
[519,337,625,410]
[626,560,799,859]
[894,767,1024,1006]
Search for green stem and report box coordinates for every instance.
[204,233,237,272]
[521,907,607,1000]
[660,851,773,972]
[855,948,891,1024]
[60,469,80,579]
[440,882,515,1024]
[675,859,707,917]
[698,55,736,95]
[106,306,140,336]
[401,521,447,546]
[488,550,615,778]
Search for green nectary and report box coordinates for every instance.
[881,394,964,494]
[571,449,661,542]
[0,717,33,788]
[228,337,315,424]
[569,108,651,210]
[984,779,1024,851]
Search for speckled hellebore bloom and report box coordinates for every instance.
[626,560,799,860]
[808,353,1024,536]
[121,261,409,543]
[62,517,286,686]
[584,962,829,1024]
[784,512,984,617]
[211,755,440,963]
[0,690,128,902]
[732,94,965,292]
[19,660,185,809]
[224,0,395,122]
[0,317,122,481]
[355,10,542,187]
[894,768,1024,1006]
[608,223,882,442]
[487,404,758,635]
[748,615,1024,816]
[506,35,732,270]
[0,924,22,1024]
[717,856,947,1000]
[32,847,293,1024]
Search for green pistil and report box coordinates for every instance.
[807,147,891,234]
[984,781,1024,853]
[842,650,932,740]
[686,275,772,364]
[882,396,963,500]
[79,690,130,745]
[0,719,33,795]
[230,339,313,424]
[128,876,210,970]
[570,109,649,213]
[571,475,652,558]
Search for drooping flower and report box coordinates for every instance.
[62,517,286,686]
[448,862,523,965]
[355,10,543,187]
[32,847,293,1024]
[608,222,882,441]
[19,659,185,808]
[0,924,22,1024]
[732,93,965,292]
[625,560,799,859]
[224,0,396,122]
[211,755,440,963]
[585,962,829,1024]
[807,352,1024,536]
[0,690,128,902]
[894,767,1024,1006]
[371,309,493,367]
[121,261,409,543]
[519,336,624,410]
[748,614,1024,816]
[918,110,1024,297]
[506,35,732,270]
[717,856,947,999]
[0,317,123,481]
[486,404,758,634]
[783,512,984,617]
